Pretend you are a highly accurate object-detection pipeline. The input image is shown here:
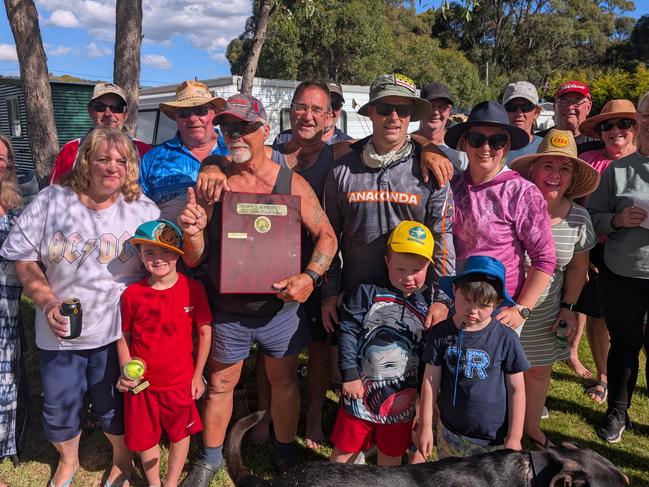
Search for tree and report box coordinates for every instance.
[4,0,59,185]
[114,0,143,136]
[240,0,276,94]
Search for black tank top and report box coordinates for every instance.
[205,165,293,316]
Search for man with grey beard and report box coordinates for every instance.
[178,94,337,485]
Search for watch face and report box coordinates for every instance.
[520,307,531,318]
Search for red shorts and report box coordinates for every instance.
[124,385,202,451]
[330,407,413,457]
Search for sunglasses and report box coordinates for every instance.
[599,119,636,132]
[504,101,536,113]
[373,102,414,117]
[220,121,263,136]
[464,132,510,150]
[89,101,126,114]
[176,105,211,118]
[331,101,344,111]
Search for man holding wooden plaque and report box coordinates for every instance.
[178,94,337,486]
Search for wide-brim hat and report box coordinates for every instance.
[509,129,601,199]
[444,101,530,150]
[358,73,431,122]
[578,99,637,139]
[160,80,226,120]
[129,219,184,255]
[439,255,516,307]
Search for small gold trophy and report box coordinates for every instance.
[122,357,150,394]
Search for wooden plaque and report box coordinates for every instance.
[220,192,301,294]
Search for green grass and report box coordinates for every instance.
[1,297,648,486]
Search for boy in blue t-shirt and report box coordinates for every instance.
[414,255,529,459]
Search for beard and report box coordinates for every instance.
[229,146,252,164]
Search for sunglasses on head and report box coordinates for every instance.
[220,121,263,136]
[373,102,414,117]
[464,132,510,150]
[89,101,126,114]
[175,105,211,118]
[599,118,635,132]
[504,101,536,114]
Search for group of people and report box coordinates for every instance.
[0,71,646,487]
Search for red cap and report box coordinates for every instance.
[555,80,591,100]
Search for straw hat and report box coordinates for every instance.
[578,99,637,139]
[509,129,600,199]
[159,80,226,120]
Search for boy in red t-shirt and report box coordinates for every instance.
[117,219,212,487]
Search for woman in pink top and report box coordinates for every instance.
[444,101,556,333]
[572,99,638,403]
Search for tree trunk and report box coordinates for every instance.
[114,0,143,136]
[4,0,59,186]
[240,0,275,95]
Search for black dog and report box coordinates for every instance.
[224,411,629,487]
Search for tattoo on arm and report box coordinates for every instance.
[306,188,325,227]
[309,250,333,273]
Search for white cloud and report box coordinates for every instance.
[47,9,81,28]
[47,44,76,56]
[87,42,112,58]
[36,0,251,61]
[142,54,172,69]
[0,44,18,62]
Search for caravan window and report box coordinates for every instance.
[7,98,22,137]
[136,110,157,144]
[156,113,178,144]
[279,107,347,133]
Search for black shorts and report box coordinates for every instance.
[575,243,605,318]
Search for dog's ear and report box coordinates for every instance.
[549,459,589,487]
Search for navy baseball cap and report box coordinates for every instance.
[440,255,515,306]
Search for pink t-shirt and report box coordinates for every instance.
[580,149,613,175]
[451,169,557,300]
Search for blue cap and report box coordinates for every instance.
[129,219,183,255]
[439,255,515,306]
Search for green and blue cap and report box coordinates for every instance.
[130,219,184,255]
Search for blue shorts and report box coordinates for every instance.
[211,303,310,364]
[39,343,123,442]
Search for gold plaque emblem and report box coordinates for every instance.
[254,216,271,233]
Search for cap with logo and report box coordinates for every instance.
[439,255,516,307]
[358,73,431,122]
[502,81,539,106]
[420,82,454,105]
[129,219,184,255]
[90,82,127,105]
[554,80,591,100]
[214,94,268,125]
[509,128,600,199]
[387,220,434,262]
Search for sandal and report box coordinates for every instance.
[49,467,78,487]
[585,380,608,404]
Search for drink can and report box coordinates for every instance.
[60,298,82,339]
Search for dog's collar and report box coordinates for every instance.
[529,451,555,487]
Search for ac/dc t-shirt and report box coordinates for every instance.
[422,317,529,444]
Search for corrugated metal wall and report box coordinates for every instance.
[0,80,95,173]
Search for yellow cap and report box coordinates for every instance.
[387,221,434,261]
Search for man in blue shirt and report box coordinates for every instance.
[140,80,229,221]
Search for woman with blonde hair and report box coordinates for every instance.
[0,134,23,462]
[0,127,160,486]
[588,92,649,443]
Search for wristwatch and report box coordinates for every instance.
[560,301,576,311]
[304,269,323,288]
[515,304,531,319]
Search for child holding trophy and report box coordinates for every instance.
[117,219,212,487]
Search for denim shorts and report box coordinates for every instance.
[39,342,123,442]
[211,303,310,364]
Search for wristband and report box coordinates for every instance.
[560,302,576,311]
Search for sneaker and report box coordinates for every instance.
[596,408,626,443]
[540,405,549,420]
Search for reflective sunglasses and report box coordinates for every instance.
[464,132,510,150]
[504,101,536,113]
[373,102,414,117]
[220,121,263,137]
[599,119,636,132]
[89,101,126,114]
[175,105,211,118]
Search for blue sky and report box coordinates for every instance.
[0,1,646,88]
